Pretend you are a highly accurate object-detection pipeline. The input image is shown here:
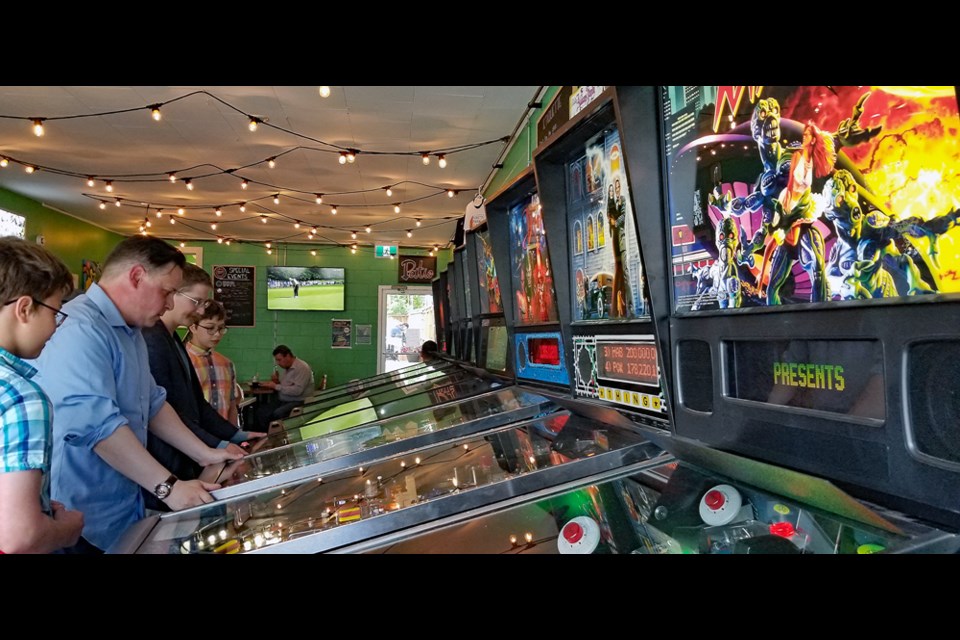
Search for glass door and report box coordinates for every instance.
[378,285,435,374]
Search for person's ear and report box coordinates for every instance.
[129,263,147,289]
[9,295,34,324]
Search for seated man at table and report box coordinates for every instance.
[256,345,314,430]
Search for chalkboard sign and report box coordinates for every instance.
[212,265,255,327]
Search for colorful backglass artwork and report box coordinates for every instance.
[661,85,960,312]
[567,128,648,321]
[474,229,503,313]
[508,194,559,325]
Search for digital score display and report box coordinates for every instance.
[596,341,659,386]
[529,338,561,366]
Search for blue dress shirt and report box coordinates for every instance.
[34,284,167,551]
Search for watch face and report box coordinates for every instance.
[155,483,171,500]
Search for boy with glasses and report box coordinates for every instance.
[184,299,242,427]
[142,263,261,512]
[0,237,84,553]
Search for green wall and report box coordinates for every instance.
[0,186,123,278]
[192,241,453,387]
[484,86,562,197]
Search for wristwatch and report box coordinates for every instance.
[154,474,178,500]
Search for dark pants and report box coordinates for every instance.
[256,398,304,431]
[60,536,104,555]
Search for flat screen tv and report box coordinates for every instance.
[266,266,345,311]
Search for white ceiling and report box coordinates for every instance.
[0,86,539,250]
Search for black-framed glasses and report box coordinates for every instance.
[197,323,228,336]
[175,290,206,307]
[3,298,69,327]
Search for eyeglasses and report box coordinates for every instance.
[175,290,207,307]
[197,324,228,336]
[3,297,69,327]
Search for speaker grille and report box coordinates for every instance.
[677,340,713,412]
[908,341,960,465]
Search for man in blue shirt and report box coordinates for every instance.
[35,236,243,553]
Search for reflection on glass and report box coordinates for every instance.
[366,463,912,555]
[138,413,659,554]
[219,387,551,488]
[268,371,496,446]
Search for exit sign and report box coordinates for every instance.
[375,245,398,258]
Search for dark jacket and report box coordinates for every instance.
[142,323,239,511]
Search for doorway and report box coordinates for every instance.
[378,285,435,374]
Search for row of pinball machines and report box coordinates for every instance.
[114,85,960,554]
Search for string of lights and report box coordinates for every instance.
[0,88,510,165]
[138,203,455,256]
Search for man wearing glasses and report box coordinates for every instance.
[141,263,262,513]
[35,236,244,553]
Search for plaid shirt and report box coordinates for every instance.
[185,342,238,422]
[0,346,53,514]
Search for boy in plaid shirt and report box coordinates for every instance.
[0,237,83,553]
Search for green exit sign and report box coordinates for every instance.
[375,245,398,258]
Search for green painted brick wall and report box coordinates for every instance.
[188,241,452,387]
[0,186,124,277]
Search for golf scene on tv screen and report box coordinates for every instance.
[266,266,345,311]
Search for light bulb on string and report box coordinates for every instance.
[87,177,96,187]
[225,239,231,245]
[319,86,331,98]
[215,208,222,217]
[177,208,185,216]
[394,204,401,214]
[365,226,371,234]
[24,165,36,174]
[406,230,413,238]
[217,237,223,244]
[185,179,194,191]
[294,221,301,229]
[415,219,421,227]
[267,248,272,255]
[180,242,185,248]
[261,215,268,224]
[265,242,271,249]
[0,158,8,168]
[315,194,323,204]
[145,218,152,228]
[351,246,357,254]
[339,152,348,165]
[330,206,337,215]
[150,105,162,121]
[447,190,456,198]
[170,217,176,224]
[438,154,447,168]
[105,181,114,192]
[248,117,259,132]
[267,158,276,169]
[311,250,317,256]
[351,231,357,239]
[311,226,318,235]
[385,187,393,197]
[115,199,122,207]
[308,233,314,240]
[32,119,45,137]
[169,173,177,183]
[241,179,248,190]
[156,210,163,218]
[239,203,246,212]
[273,194,280,205]
[210,223,217,230]
[346,150,356,163]
[421,153,430,165]
[99,201,107,210]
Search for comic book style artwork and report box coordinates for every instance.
[663,86,960,312]
[568,129,649,321]
[474,229,503,313]
[508,194,559,325]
